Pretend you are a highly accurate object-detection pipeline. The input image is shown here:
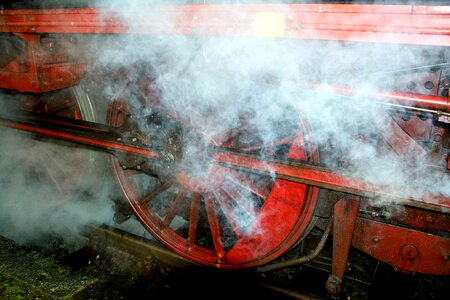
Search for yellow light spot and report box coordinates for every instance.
[252,12,286,38]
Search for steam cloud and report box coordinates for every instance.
[95,0,450,201]
[0,127,115,249]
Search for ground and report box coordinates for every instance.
[0,232,449,300]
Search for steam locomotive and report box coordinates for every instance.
[0,0,448,295]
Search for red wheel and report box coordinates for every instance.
[108,98,321,268]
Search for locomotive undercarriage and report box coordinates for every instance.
[0,3,449,296]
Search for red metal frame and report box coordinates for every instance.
[0,33,86,92]
[352,217,450,275]
[0,5,449,46]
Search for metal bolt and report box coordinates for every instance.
[116,137,122,142]
[406,81,416,90]
[325,274,341,295]
[372,236,380,243]
[122,165,127,169]
[424,81,434,90]
[136,165,141,170]
[425,215,433,223]
[402,112,411,122]
[132,137,137,142]
[401,244,419,259]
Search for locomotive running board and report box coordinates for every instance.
[0,109,449,213]
[0,5,449,47]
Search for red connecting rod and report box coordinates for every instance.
[0,109,448,213]
[306,83,450,113]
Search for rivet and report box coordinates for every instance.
[401,244,419,259]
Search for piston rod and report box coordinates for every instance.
[0,109,159,159]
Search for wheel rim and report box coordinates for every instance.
[108,99,320,269]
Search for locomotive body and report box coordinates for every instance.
[0,1,449,295]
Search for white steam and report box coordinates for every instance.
[0,125,115,249]
[94,0,450,205]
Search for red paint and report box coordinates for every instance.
[306,83,450,112]
[0,33,86,93]
[212,151,450,212]
[352,218,450,275]
[0,1,448,282]
[0,4,449,46]
[0,119,158,158]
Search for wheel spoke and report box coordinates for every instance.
[204,194,225,260]
[240,137,292,152]
[214,190,243,239]
[188,193,201,247]
[39,153,67,179]
[108,90,321,268]
[38,156,65,196]
[221,183,258,220]
[224,169,270,199]
[138,179,174,204]
[163,189,187,227]
[45,102,76,115]
[211,122,250,146]
[123,169,142,177]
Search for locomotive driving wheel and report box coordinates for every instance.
[108,96,323,269]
